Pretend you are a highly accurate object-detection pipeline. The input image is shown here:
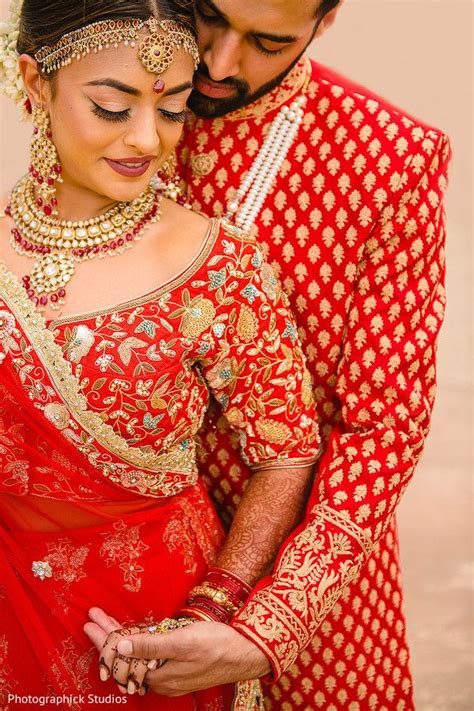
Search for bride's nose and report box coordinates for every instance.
[123,106,161,156]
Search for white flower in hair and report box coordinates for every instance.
[0,0,27,109]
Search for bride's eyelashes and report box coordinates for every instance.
[91,101,188,124]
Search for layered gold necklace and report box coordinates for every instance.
[6,176,162,311]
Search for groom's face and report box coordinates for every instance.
[189,0,330,118]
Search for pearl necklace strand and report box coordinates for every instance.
[225,94,307,233]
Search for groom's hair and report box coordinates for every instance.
[316,0,341,19]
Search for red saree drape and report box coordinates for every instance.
[0,313,233,710]
[0,220,319,710]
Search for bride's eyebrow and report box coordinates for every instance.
[85,79,193,97]
[162,81,193,96]
[86,79,140,96]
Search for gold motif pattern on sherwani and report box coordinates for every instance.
[177,55,451,707]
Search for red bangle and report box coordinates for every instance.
[209,567,252,591]
[206,567,252,600]
[185,568,253,625]
[185,598,232,624]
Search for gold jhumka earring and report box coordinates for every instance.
[153,152,190,206]
[29,105,63,217]
[5,16,199,312]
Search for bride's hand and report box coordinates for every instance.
[84,606,272,697]
[84,607,159,695]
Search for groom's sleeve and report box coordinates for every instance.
[230,130,451,679]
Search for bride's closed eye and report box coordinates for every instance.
[90,101,189,124]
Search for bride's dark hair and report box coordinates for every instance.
[17,0,195,62]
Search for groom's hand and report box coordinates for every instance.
[116,619,270,696]
[84,607,271,696]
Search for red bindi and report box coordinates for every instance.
[153,78,165,94]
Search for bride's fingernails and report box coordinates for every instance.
[127,681,136,695]
[147,659,158,670]
[100,668,109,682]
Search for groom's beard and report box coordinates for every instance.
[188,53,305,119]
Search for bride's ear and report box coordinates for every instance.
[18,53,52,109]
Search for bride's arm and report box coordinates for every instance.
[86,225,320,691]
[215,464,313,585]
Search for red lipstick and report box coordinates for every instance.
[105,156,155,178]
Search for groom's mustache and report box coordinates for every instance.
[195,62,250,94]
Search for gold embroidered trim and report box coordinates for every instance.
[232,679,265,711]
[317,504,374,558]
[49,217,220,327]
[0,261,195,473]
[231,504,372,676]
[232,597,307,680]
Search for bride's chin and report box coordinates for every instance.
[100,179,154,204]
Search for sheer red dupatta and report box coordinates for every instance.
[0,268,232,708]
[0,350,137,507]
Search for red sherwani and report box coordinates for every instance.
[177,57,451,710]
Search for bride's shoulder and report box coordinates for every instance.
[160,197,210,236]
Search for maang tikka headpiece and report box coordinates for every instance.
[0,4,199,110]
[34,17,200,76]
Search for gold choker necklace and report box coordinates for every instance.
[6,176,162,311]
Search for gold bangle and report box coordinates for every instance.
[188,585,241,613]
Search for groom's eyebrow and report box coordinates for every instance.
[254,32,299,43]
[201,0,299,43]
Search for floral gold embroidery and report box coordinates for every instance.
[50,637,94,706]
[236,305,258,343]
[180,296,216,338]
[64,324,95,363]
[44,538,89,586]
[99,520,149,592]
[163,515,198,575]
[0,310,15,339]
[255,419,292,445]
[0,214,319,497]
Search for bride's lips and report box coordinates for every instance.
[194,74,237,99]
[105,157,155,178]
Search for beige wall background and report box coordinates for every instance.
[311,4,473,710]
[1,1,472,709]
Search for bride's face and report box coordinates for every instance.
[40,42,194,204]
